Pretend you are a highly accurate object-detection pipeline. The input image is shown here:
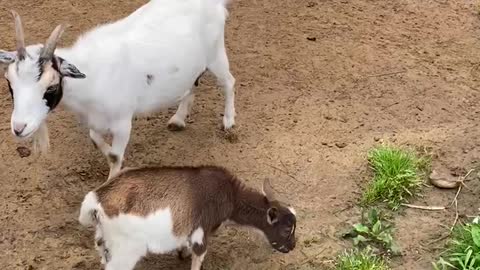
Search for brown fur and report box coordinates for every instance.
[95,166,236,236]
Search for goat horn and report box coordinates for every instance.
[10,10,26,60]
[262,178,276,202]
[40,24,65,61]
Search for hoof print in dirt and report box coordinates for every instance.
[16,146,31,158]
[335,142,348,149]
[224,129,239,143]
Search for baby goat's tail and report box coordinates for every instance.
[79,191,100,227]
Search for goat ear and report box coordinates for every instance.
[267,207,279,225]
[0,50,16,65]
[262,178,276,202]
[54,56,86,79]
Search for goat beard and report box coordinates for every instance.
[32,121,50,155]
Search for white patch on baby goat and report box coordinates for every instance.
[0,0,236,179]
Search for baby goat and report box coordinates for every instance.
[0,0,235,179]
[79,166,297,270]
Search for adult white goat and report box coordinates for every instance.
[0,0,236,179]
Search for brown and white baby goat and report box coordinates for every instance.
[79,166,297,270]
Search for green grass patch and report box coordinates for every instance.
[342,208,400,256]
[434,218,480,270]
[335,248,390,270]
[361,145,428,210]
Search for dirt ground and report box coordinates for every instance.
[0,0,480,269]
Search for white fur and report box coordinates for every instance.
[288,207,296,216]
[3,0,235,179]
[191,227,204,245]
[79,192,212,270]
[78,191,99,227]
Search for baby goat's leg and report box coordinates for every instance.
[167,91,195,131]
[190,230,207,270]
[191,250,207,270]
[107,119,132,179]
[208,41,235,130]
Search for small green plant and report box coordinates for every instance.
[362,145,427,210]
[434,217,480,270]
[343,208,400,256]
[336,248,390,270]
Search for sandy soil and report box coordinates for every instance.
[0,0,479,269]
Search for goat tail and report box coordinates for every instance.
[79,191,100,227]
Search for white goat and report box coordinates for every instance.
[0,0,236,178]
[79,166,297,270]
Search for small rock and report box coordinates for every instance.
[335,142,347,148]
[374,136,380,142]
[16,146,31,158]
[306,37,317,41]
[307,2,317,7]
[429,169,459,189]
[325,115,333,120]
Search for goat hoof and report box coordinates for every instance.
[167,122,185,131]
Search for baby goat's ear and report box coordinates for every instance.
[54,56,86,79]
[0,50,16,65]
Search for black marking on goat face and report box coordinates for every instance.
[6,80,14,101]
[36,57,47,81]
[43,83,63,111]
[39,56,64,111]
[146,74,154,85]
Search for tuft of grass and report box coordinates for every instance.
[361,145,427,210]
[342,208,400,256]
[434,218,480,270]
[336,248,391,270]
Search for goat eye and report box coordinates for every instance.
[46,85,59,93]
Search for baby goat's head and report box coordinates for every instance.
[261,179,297,253]
[0,11,85,139]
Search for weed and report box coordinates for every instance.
[434,217,480,270]
[336,248,391,270]
[343,208,400,256]
[361,145,428,210]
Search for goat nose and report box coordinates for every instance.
[13,123,26,136]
